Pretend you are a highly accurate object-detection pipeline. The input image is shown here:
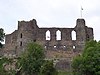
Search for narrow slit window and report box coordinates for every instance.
[54,45,56,48]
[21,33,22,38]
[64,45,66,48]
[73,46,76,49]
[20,41,22,46]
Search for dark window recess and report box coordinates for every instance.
[34,39,36,42]
[87,34,89,38]
[21,33,22,38]
[20,41,22,46]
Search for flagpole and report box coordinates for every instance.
[81,8,82,18]
[81,6,83,18]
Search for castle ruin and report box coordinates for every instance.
[0,18,94,71]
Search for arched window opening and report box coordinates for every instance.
[20,33,22,38]
[56,30,61,40]
[46,30,51,40]
[72,30,76,40]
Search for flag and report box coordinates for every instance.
[81,7,83,10]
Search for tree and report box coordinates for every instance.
[72,40,100,75]
[0,57,8,75]
[0,57,15,75]
[19,42,45,75]
[0,28,5,48]
[39,60,58,75]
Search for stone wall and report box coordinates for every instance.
[1,18,94,70]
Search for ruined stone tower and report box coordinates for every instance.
[1,18,93,70]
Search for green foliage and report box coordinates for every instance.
[39,60,58,75]
[19,42,45,75]
[0,57,15,75]
[0,57,7,75]
[72,40,100,75]
[0,28,5,48]
[0,28,5,41]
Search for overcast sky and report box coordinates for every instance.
[0,0,100,41]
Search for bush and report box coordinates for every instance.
[39,60,58,75]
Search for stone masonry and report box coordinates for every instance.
[0,18,94,71]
